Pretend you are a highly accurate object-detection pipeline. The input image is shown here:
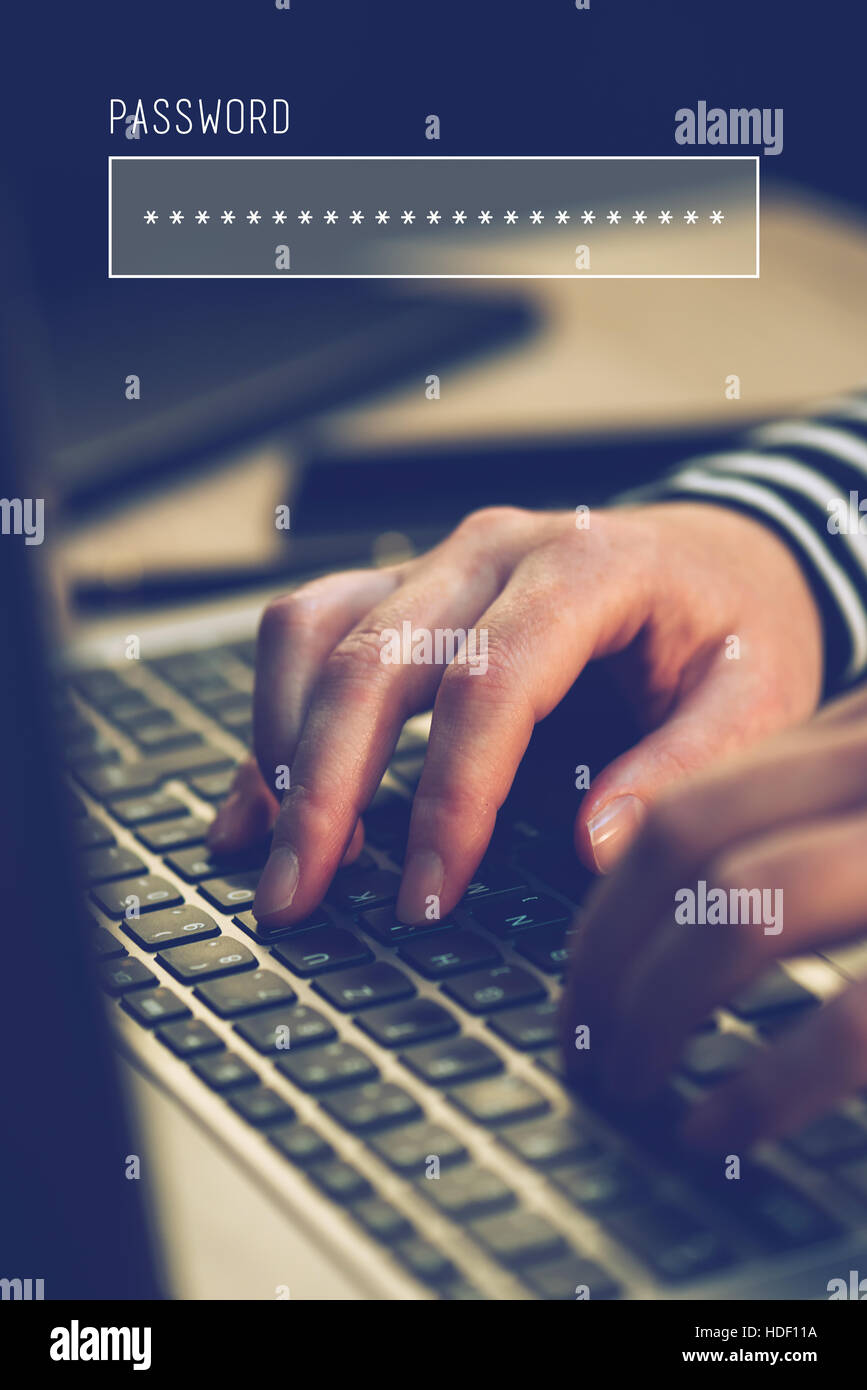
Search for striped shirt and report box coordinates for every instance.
[618,389,867,697]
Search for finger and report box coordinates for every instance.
[253,509,534,926]
[395,531,656,922]
[598,807,867,1101]
[682,975,867,1150]
[207,758,279,851]
[562,718,867,1075]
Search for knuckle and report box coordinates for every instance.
[258,590,321,644]
[320,627,393,692]
[455,505,528,540]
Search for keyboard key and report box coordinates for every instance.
[680,1032,757,1083]
[313,962,415,1012]
[321,1082,422,1133]
[81,845,147,885]
[470,890,570,939]
[399,928,501,979]
[187,768,237,801]
[136,817,211,852]
[166,845,265,884]
[157,1018,223,1057]
[350,1197,413,1245]
[272,925,372,976]
[195,969,296,1017]
[73,668,129,705]
[500,1117,599,1168]
[442,964,545,1015]
[488,998,559,1049]
[401,1037,502,1086]
[235,1004,334,1053]
[91,874,183,918]
[462,860,530,902]
[268,1123,333,1167]
[192,1053,258,1091]
[91,926,127,959]
[604,1203,732,1282]
[420,1166,515,1220]
[359,907,455,947]
[394,1238,455,1286]
[356,998,459,1048]
[75,745,234,800]
[74,817,116,850]
[730,1167,841,1250]
[135,724,202,754]
[514,926,573,975]
[552,1157,646,1211]
[447,1075,549,1126]
[469,1210,565,1268]
[110,792,188,826]
[728,968,818,1021]
[229,1087,294,1126]
[308,1159,371,1204]
[198,872,262,912]
[98,958,157,995]
[121,987,190,1026]
[157,935,257,983]
[787,1113,867,1165]
[329,867,401,913]
[368,1122,466,1175]
[122,904,221,951]
[274,1042,378,1093]
[524,1254,620,1300]
[514,842,593,903]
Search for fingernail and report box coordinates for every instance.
[253,845,300,922]
[396,850,444,924]
[587,795,646,874]
[208,792,242,849]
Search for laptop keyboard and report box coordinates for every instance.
[61,639,867,1299]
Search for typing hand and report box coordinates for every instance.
[207,502,822,929]
[561,683,867,1148]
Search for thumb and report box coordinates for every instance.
[574,665,784,874]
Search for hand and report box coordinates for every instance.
[560,684,867,1150]
[207,501,823,928]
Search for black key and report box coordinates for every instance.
[329,867,400,913]
[73,669,129,705]
[368,1122,466,1175]
[360,907,456,949]
[401,1037,502,1086]
[74,817,116,850]
[308,1159,371,1204]
[271,925,372,976]
[733,1167,841,1250]
[121,987,191,1026]
[210,695,252,727]
[195,969,296,1017]
[604,1203,732,1282]
[680,1032,757,1083]
[198,872,262,912]
[442,964,545,1015]
[166,845,265,883]
[514,842,593,903]
[268,1123,333,1167]
[157,935,257,983]
[192,1053,258,1091]
[313,961,414,1012]
[470,890,570,939]
[524,1255,620,1301]
[399,928,501,979]
[110,792,188,826]
[469,1211,565,1268]
[229,1087,294,1127]
[351,1198,413,1245]
[274,1041,378,1093]
[461,859,530,902]
[109,702,170,731]
[553,1157,647,1211]
[157,1018,223,1057]
[500,1117,599,1168]
[419,1166,515,1219]
[91,874,183,918]
[81,845,148,885]
[514,926,573,975]
[488,998,559,1050]
[356,998,459,1048]
[102,689,151,717]
[187,769,236,801]
[535,1047,566,1079]
[448,1075,549,1127]
[236,1003,334,1053]
[135,724,203,754]
[728,967,818,1021]
[136,817,211,852]
[75,745,234,800]
[787,1113,867,1165]
[91,927,127,959]
[66,743,121,771]
[122,904,221,951]
[322,1082,422,1133]
[237,905,335,945]
[98,958,157,995]
[394,1238,455,1286]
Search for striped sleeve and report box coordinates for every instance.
[614,388,867,697]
